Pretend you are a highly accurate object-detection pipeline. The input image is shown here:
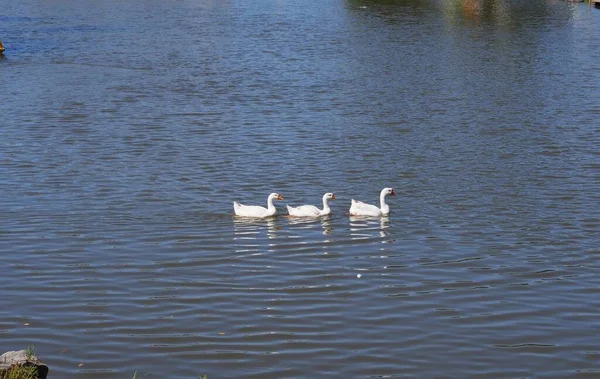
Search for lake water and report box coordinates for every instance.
[1,0,600,377]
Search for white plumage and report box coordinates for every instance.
[233,193,283,218]
[287,193,336,217]
[349,188,396,217]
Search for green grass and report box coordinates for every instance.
[24,346,35,362]
[0,365,39,379]
[1,345,41,379]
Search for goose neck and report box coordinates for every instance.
[380,192,388,209]
[322,196,331,211]
[267,195,277,210]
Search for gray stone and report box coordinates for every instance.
[0,350,48,379]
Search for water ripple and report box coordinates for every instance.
[2,1,600,378]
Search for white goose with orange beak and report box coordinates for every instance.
[287,192,336,217]
[234,193,283,218]
[349,188,396,217]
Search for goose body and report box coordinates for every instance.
[349,188,395,217]
[287,193,336,217]
[234,193,283,218]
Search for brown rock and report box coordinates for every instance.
[0,350,48,379]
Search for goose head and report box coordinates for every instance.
[269,193,284,201]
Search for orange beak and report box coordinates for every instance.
[332,194,336,200]
[277,194,283,200]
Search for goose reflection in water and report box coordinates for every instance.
[233,216,280,246]
[321,216,333,236]
[285,214,334,238]
[349,215,390,239]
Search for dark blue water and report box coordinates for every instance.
[1,0,600,377]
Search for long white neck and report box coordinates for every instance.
[322,196,331,213]
[267,195,277,212]
[380,191,389,214]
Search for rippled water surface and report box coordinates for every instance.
[2,0,600,377]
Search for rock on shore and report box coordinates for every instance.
[0,350,48,379]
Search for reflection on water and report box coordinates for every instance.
[233,216,280,245]
[349,215,391,239]
[320,216,333,236]
[440,0,515,25]
[352,0,574,26]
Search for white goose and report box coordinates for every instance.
[349,188,396,217]
[234,193,283,218]
[287,193,336,217]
